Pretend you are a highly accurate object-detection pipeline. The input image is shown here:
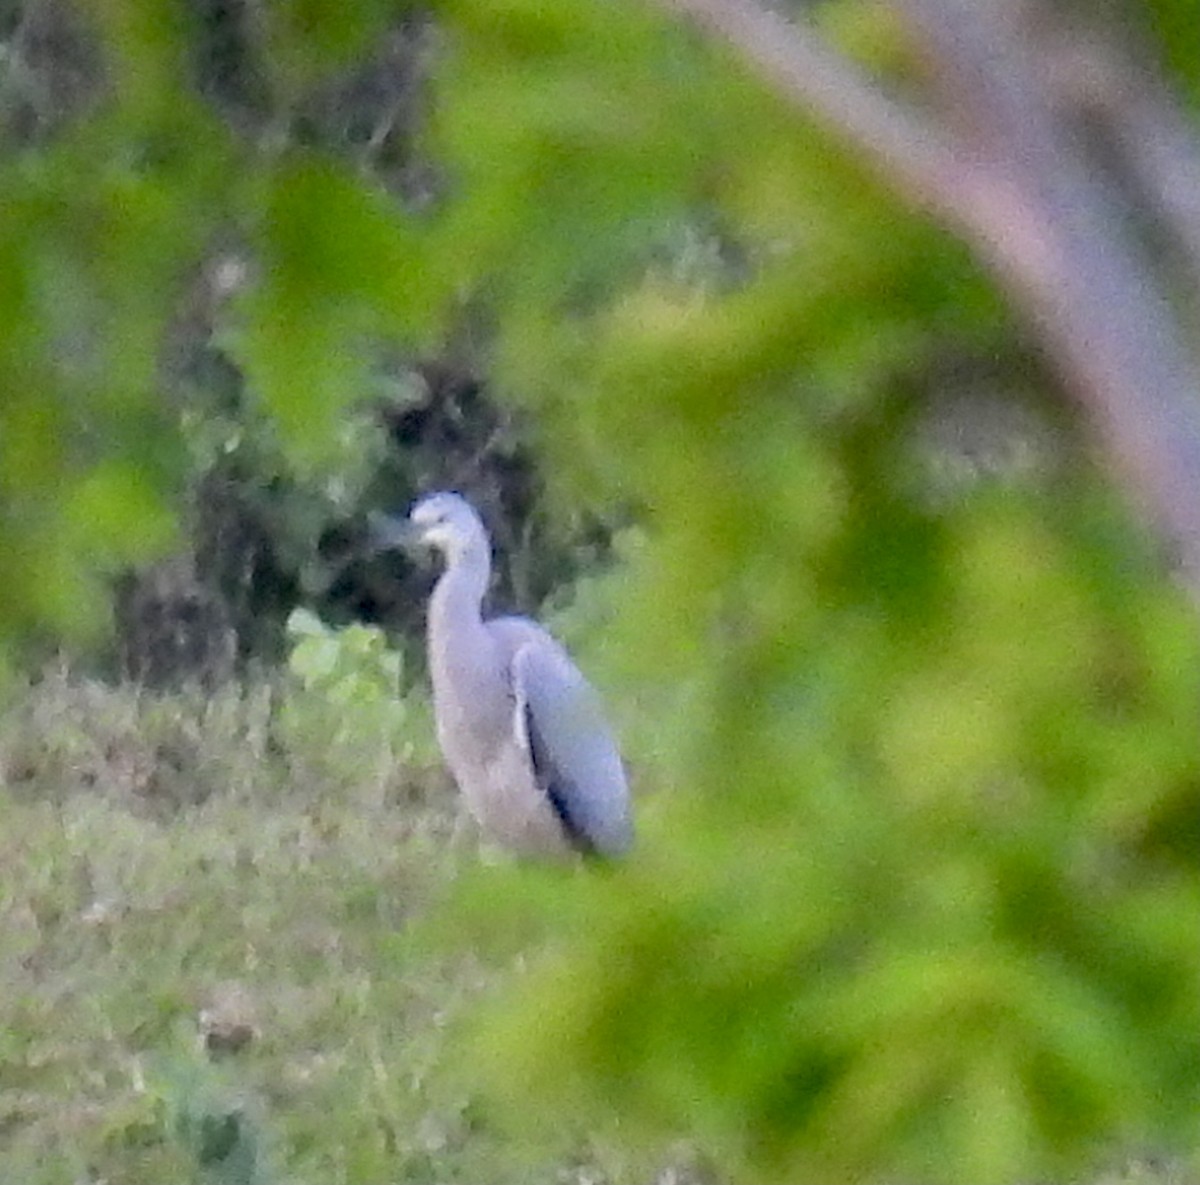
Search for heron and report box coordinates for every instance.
[371,492,633,858]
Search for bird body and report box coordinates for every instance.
[380,492,632,858]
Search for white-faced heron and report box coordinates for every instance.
[372,492,633,858]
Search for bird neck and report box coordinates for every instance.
[429,540,492,644]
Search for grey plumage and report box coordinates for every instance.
[374,492,632,858]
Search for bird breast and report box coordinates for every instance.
[427,628,570,853]
[430,652,509,761]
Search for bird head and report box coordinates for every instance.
[369,491,486,564]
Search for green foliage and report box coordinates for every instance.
[281,607,437,787]
[412,3,1200,1183]
[287,607,401,696]
[43,655,1187,1185]
[4,0,1200,1182]
[232,154,427,467]
[0,112,214,645]
[423,0,1002,507]
[262,0,408,84]
[0,4,215,650]
[0,0,431,661]
[1143,0,1200,107]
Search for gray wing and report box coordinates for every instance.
[490,618,633,858]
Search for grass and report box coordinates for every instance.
[0,667,1192,1185]
[0,666,665,1184]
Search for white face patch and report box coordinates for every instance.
[409,503,454,551]
[408,494,487,565]
[417,521,453,548]
[409,505,441,529]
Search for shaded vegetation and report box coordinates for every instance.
[0,0,616,680]
[3,0,1200,1182]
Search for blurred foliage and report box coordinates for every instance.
[1,0,1200,1183]
[1144,0,1200,107]
[286,607,402,702]
[280,606,439,791]
[0,0,602,677]
[415,2,1200,1184]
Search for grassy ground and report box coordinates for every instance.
[0,667,678,1185]
[0,668,1192,1185]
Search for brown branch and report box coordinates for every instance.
[657,0,1200,595]
[654,0,973,216]
[1066,39,1200,295]
[896,0,1200,584]
[1008,8,1200,305]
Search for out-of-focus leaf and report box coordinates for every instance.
[233,155,425,464]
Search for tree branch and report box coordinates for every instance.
[895,0,1200,584]
[657,0,1200,596]
[655,0,972,215]
[1067,39,1200,295]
